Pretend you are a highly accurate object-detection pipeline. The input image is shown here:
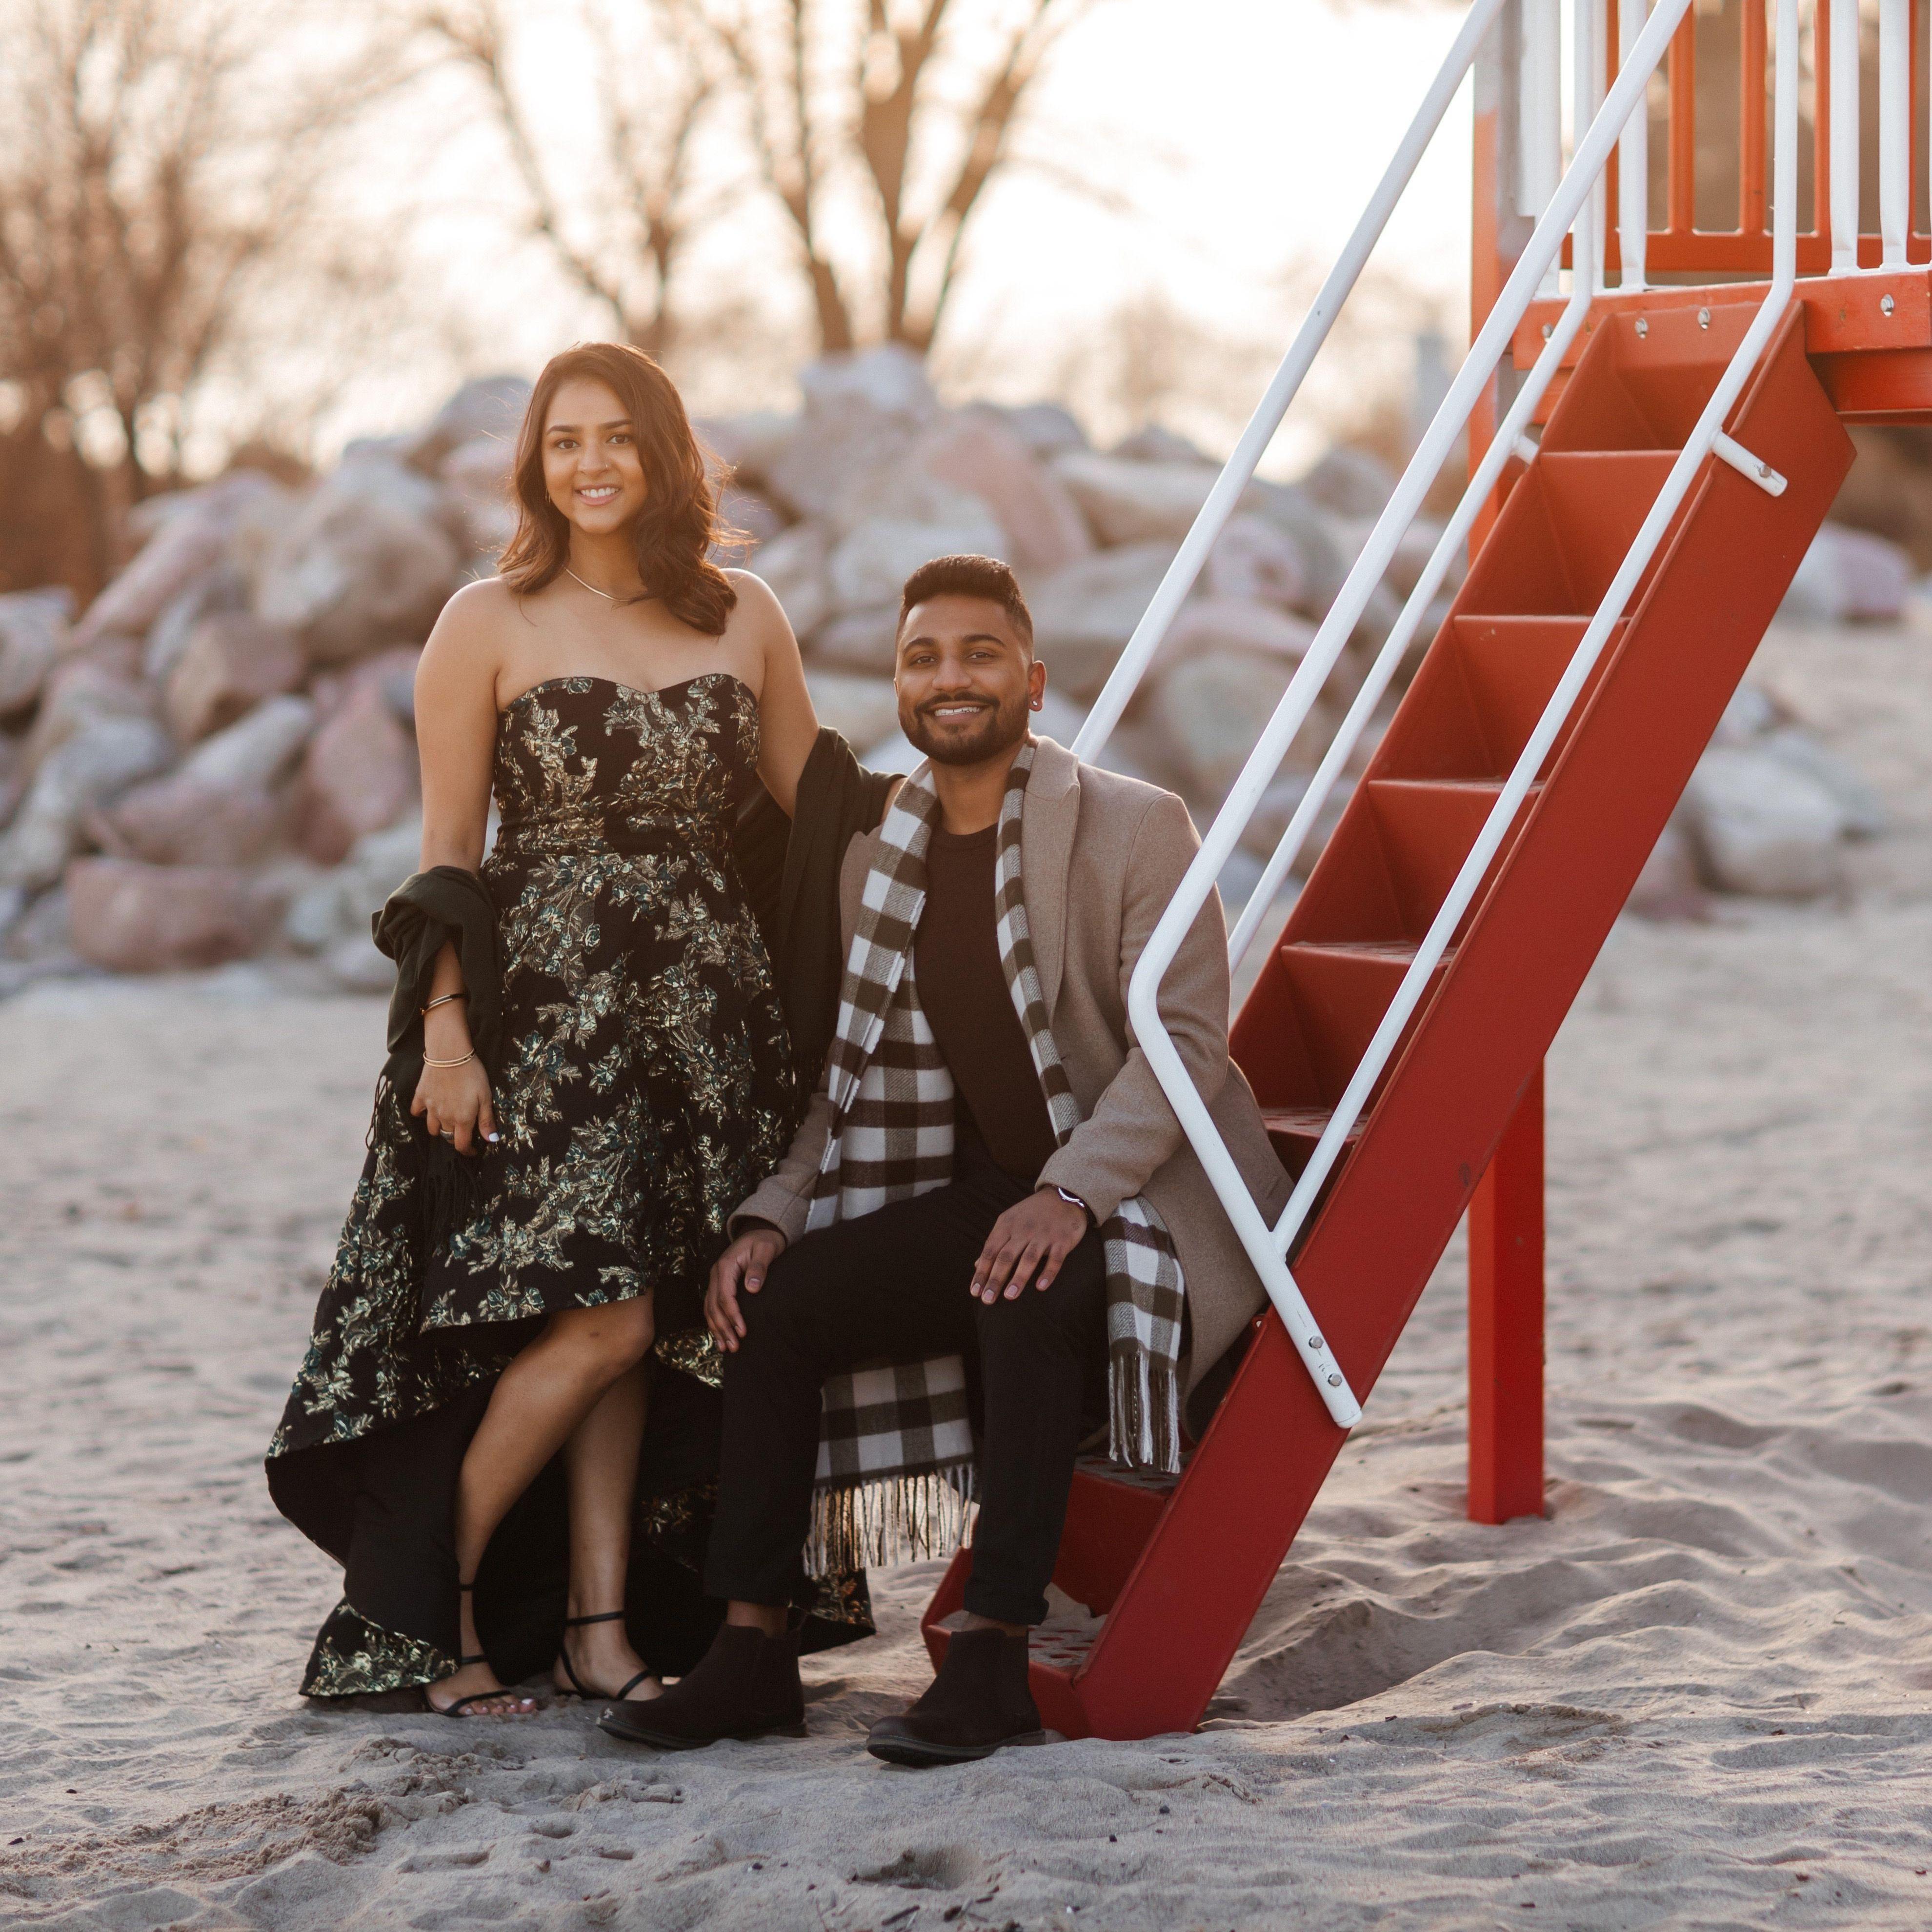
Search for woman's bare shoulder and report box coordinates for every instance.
[722,567,788,629]
[420,577,523,691]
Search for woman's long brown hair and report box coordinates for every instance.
[499,342,739,637]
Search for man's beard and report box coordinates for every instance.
[903,689,1031,766]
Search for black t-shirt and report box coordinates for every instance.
[913,823,1058,1185]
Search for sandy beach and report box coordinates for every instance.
[2,612,1929,1932]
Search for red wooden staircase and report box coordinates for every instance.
[920,294,1854,1740]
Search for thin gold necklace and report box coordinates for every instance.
[564,566,617,601]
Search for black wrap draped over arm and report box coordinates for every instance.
[732,726,898,1090]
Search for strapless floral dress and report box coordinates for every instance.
[267,673,870,1698]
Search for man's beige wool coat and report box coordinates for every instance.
[734,734,1292,1407]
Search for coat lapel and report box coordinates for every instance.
[1021,736,1081,1016]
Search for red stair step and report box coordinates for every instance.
[1461,449,1677,617]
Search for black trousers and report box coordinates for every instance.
[704,1139,1108,1627]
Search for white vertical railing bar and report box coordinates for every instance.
[1270,0,1801,1267]
[1125,0,1696,1429]
[1881,0,1908,264]
[1070,0,1507,767]
[1227,17,1603,968]
[1830,0,1860,268]
[1523,0,1566,297]
[1618,0,1649,288]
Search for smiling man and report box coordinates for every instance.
[600,553,1292,1766]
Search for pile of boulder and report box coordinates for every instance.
[0,346,1898,993]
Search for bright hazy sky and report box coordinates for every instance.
[330,0,1475,463]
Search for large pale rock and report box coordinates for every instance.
[1027,542,1178,699]
[76,472,287,649]
[751,523,833,641]
[700,409,801,489]
[799,344,938,422]
[804,669,902,749]
[66,857,282,971]
[255,456,461,664]
[1297,445,1397,518]
[808,605,901,676]
[297,677,419,863]
[1050,450,1218,547]
[404,374,531,474]
[1150,650,1333,799]
[916,415,1092,578]
[1203,515,1305,611]
[1247,490,1352,615]
[1758,725,1888,837]
[0,715,173,890]
[179,694,317,791]
[1113,424,1214,465]
[1624,815,1710,921]
[825,500,1005,613]
[1159,599,1315,678]
[21,656,155,778]
[766,349,938,525]
[163,614,304,743]
[1682,744,1848,897]
[1781,522,1912,622]
[101,696,315,866]
[0,588,73,718]
[143,564,251,686]
[984,401,1087,459]
[286,816,423,981]
[439,435,518,563]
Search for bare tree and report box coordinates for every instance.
[702,0,1096,355]
[422,0,722,358]
[0,0,402,596]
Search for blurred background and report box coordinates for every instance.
[0,0,1909,995]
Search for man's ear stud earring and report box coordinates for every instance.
[1030,698,1043,710]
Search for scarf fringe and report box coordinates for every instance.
[805,1462,979,1575]
[1110,1355,1184,1479]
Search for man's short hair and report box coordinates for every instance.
[897,554,1033,649]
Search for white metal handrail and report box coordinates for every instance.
[1069,0,1507,769]
[1124,0,1799,1431]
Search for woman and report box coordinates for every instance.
[267,343,885,1717]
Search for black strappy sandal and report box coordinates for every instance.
[427,1582,534,1719]
[555,1609,657,1704]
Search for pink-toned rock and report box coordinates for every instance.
[65,857,282,971]
[298,678,418,863]
[73,473,286,649]
[163,614,304,744]
[97,780,294,868]
[101,695,315,865]
[917,415,1093,578]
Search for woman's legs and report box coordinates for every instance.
[553,1360,660,1701]
[430,1295,656,1714]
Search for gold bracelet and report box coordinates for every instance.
[423,1048,476,1069]
[422,991,469,1015]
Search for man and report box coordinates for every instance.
[601,554,1291,1766]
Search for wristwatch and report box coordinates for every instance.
[1051,1184,1095,1228]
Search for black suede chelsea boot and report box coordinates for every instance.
[865,1627,1047,1767]
[598,1619,805,1751]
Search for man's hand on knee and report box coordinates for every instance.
[970,1188,1090,1303]
[705,1227,786,1352]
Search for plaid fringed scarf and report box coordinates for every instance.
[805,743,1186,1572]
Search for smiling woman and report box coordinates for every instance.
[264,342,884,1725]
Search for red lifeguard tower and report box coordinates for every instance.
[922,0,1922,1740]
